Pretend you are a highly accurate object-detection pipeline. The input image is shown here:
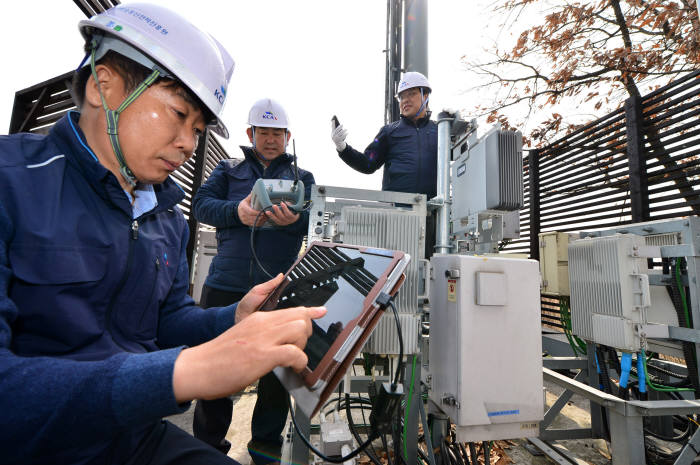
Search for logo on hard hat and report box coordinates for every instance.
[262,111,277,120]
[214,85,226,104]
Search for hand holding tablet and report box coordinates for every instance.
[258,242,410,417]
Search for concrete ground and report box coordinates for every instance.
[165,379,613,465]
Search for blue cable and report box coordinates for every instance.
[619,352,632,388]
[638,351,647,393]
[594,351,604,390]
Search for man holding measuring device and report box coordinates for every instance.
[192,98,314,462]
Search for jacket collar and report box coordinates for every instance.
[400,111,432,128]
[52,112,185,215]
[239,145,293,173]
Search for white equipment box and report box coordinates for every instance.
[429,254,543,442]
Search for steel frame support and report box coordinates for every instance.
[289,404,312,465]
[608,408,645,464]
[675,427,700,465]
[542,364,700,465]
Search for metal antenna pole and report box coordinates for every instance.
[434,111,454,254]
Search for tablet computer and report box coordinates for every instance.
[257,241,410,418]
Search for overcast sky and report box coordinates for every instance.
[0,0,498,191]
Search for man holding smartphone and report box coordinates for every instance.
[330,72,437,256]
[330,72,437,200]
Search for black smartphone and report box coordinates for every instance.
[331,115,340,129]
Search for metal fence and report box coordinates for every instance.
[503,70,700,260]
[508,70,700,327]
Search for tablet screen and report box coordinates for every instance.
[269,245,394,370]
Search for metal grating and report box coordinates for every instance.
[541,295,565,331]
[645,232,680,247]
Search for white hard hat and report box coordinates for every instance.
[247,98,289,129]
[79,3,235,138]
[396,71,431,96]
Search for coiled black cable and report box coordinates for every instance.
[345,393,383,465]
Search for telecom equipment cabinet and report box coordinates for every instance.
[428,254,543,442]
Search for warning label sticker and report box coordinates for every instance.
[448,279,457,302]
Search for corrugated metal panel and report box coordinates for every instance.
[191,228,217,304]
[497,131,524,211]
[341,206,422,354]
[341,207,421,314]
[364,313,421,355]
[568,234,648,351]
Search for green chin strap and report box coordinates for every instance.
[88,40,165,188]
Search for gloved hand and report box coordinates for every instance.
[331,122,348,152]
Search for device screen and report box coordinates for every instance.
[267,245,394,370]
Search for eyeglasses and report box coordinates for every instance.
[397,88,421,102]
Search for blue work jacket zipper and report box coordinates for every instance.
[105,219,139,350]
[416,126,423,195]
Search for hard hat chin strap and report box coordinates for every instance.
[88,41,164,188]
[414,88,429,119]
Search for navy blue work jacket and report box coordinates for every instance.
[338,113,438,199]
[192,146,315,293]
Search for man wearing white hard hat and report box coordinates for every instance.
[331,71,437,199]
[0,4,324,464]
[331,71,437,255]
[191,98,315,463]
